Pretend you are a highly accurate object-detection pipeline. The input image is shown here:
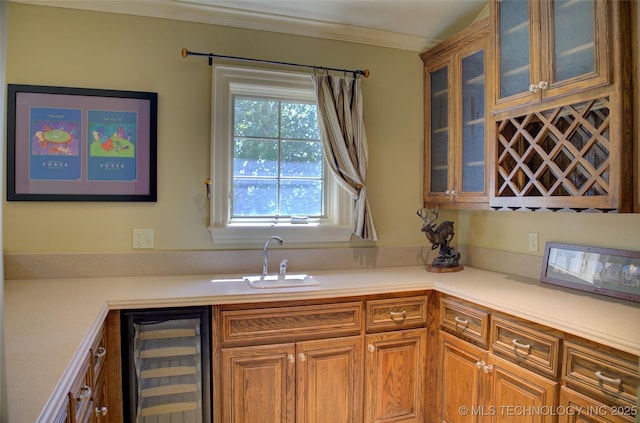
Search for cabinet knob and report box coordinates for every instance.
[95,406,108,417]
[475,360,485,370]
[298,353,307,362]
[94,346,106,359]
[367,344,375,353]
[77,384,92,401]
[528,81,549,93]
[287,354,295,363]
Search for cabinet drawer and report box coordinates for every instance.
[69,353,92,423]
[90,325,107,386]
[563,341,639,408]
[366,295,428,332]
[440,297,490,347]
[559,387,636,423]
[221,302,363,344]
[490,315,561,378]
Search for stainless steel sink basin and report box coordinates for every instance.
[244,274,321,289]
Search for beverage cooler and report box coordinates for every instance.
[121,306,212,423]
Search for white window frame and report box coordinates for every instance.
[209,64,353,245]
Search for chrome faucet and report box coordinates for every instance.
[262,236,283,278]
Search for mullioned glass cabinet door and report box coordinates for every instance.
[493,0,610,111]
[428,65,450,195]
[460,49,486,194]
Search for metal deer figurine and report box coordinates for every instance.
[417,207,463,271]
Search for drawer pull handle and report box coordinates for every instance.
[390,310,407,321]
[454,316,469,328]
[287,354,295,363]
[94,346,106,359]
[77,384,92,401]
[511,339,531,353]
[595,371,622,386]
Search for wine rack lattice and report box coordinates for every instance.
[495,97,611,205]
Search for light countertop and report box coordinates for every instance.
[5,266,639,422]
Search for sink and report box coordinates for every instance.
[244,274,322,289]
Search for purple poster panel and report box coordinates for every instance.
[87,110,137,181]
[29,107,81,181]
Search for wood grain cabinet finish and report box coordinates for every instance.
[490,314,562,378]
[440,296,491,348]
[439,331,488,423]
[68,353,93,423]
[420,18,490,208]
[488,0,635,212]
[366,295,428,332]
[364,328,427,423]
[488,354,559,423]
[221,343,296,423]
[562,341,639,410]
[220,302,363,345]
[558,387,635,423]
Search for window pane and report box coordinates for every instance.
[281,140,322,177]
[279,180,322,216]
[281,102,321,140]
[232,179,278,216]
[233,138,278,177]
[234,98,279,138]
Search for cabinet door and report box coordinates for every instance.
[487,354,558,423]
[457,47,488,203]
[221,344,295,423]
[558,387,634,423]
[425,62,452,199]
[296,336,363,423]
[440,331,488,423]
[492,0,541,109]
[541,0,610,99]
[364,328,426,423]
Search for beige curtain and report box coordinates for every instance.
[313,74,378,241]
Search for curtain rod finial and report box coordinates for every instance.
[363,69,370,78]
[181,48,190,58]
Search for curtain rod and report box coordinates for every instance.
[181,48,370,78]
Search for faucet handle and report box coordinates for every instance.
[279,259,288,279]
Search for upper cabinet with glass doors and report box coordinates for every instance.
[420,19,490,208]
[492,0,610,111]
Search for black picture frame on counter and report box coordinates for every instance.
[6,84,157,201]
[541,242,640,303]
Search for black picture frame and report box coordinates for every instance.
[6,84,157,201]
[541,242,640,303]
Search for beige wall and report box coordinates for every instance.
[4,3,640,259]
[4,3,433,253]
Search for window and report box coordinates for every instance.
[232,97,323,218]
[210,65,352,244]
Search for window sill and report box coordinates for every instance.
[209,224,353,245]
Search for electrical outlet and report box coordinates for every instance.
[133,229,155,249]
[528,232,539,252]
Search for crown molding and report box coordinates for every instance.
[11,0,437,51]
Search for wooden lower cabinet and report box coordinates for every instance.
[439,331,558,423]
[221,336,363,423]
[488,354,558,423]
[440,331,487,423]
[364,328,427,423]
[558,387,635,423]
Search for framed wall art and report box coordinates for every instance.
[541,242,640,303]
[6,84,157,201]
